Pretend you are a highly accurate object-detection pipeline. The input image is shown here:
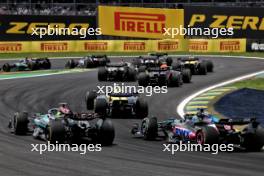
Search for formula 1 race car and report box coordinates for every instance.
[175,57,214,75]
[86,91,148,119]
[148,52,173,66]
[8,103,115,145]
[132,54,173,72]
[65,55,110,69]
[131,110,264,151]
[2,58,51,72]
[137,66,191,87]
[98,62,136,81]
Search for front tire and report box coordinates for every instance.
[142,117,158,140]
[135,98,148,118]
[98,67,108,81]
[46,120,65,143]
[2,63,11,72]
[196,126,219,145]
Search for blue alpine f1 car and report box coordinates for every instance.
[131,109,264,151]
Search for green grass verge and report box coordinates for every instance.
[229,78,264,90]
[0,52,264,59]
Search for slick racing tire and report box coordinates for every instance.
[205,60,214,72]
[138,72,149,87]
[135,98,148,118]
[2,63,11,72]
[196,126,219,145]
[43,58,51,69]
[28,62,37,71]
[171,61,181,71]
[46,120,65,144]
[182,69,192,83]
[141,117,158,140]
[241,125,264,151]
[127,67,136,81]
[85,59,94,68]
[98,67,108,81]
[138,66,146,73]
[96,119,115,146]
[65,59,75,69]
[198,61,207,75]
[95,98,108,115]
[166,57,173,66]
[85,90,97,110]
[13,112,29,135]
[168,72,181,87]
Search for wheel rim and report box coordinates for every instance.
[196,132,204,144]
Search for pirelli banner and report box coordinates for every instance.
[184,6,264,39]
[0,15,97,41]
[0,39,245,53]
[98,6,184,39]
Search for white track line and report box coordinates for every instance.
[177,70,264,118]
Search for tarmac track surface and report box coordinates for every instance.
[0,56,264,176]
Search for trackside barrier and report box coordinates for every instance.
[0,39,246,53]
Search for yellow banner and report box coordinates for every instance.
[98,6,184,39]
[0,39,246,53]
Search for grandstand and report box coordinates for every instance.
[0,0,263,15]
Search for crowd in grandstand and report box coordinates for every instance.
[0,0,263,15]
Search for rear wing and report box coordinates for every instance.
[217,118,257,125]
[148,52,168,57]
[91,55,107,58]
[109,92,138,97]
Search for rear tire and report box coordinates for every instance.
[98,67,108,81]
[135,98,148,118]
[241,125,264,151]
[182,69,192,83]
[85,91,97,110]
[95,98,108,115]
[168,72,181,87]
[65,59,75,69]
[138,66,146,72]
[13,112,28,135]
[43,58,51,69]
[96,119,115,146]
[138,72,149,87]
[205,60,214,72]
[198,61,207,75]
[127,67,136,81]
[166,57,173,66]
